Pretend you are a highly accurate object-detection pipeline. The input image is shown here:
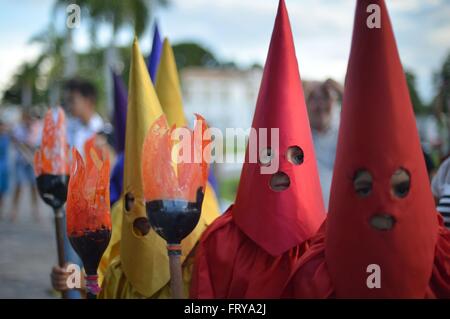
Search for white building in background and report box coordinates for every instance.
[180,66,262,131]
[180,67,262,206]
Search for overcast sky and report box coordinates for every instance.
[1,0,449,102]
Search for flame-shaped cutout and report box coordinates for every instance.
[67,148,111,237]
[142,114,210,202]
[33,107,70,176]
[83,134,105,169]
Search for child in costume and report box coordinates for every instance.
[284,0,450,298]
[190,0,325,298]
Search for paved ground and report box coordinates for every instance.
[0,187,58,299]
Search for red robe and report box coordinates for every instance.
[282,0,450,299]
[191,206,308,298]
[284,215,450,298]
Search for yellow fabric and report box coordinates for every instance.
[155,38,187,127]
[119,38,169,297]
[98,199,122,285]
[99,253,196,299]
[180,183,220,261]
[98,186,219,281]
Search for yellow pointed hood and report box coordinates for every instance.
[120,38,169,297]
[155,38,187,127]
[155,37,220,261]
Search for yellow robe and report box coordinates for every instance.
[99,254,196,299]
[98,183,219,298]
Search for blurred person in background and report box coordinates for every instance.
[53,78,105,299]
[63,78,104,155]
[0,119,10,220]
[423,150,437,181]
[10,110,42,222]
[305,79,343,209]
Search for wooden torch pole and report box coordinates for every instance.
[53,207,68,299]
[167,244,184,299]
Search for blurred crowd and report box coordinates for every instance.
[0,78,113,223]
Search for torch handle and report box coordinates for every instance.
[85,274,101,299]
[53,208,68,299]
[86,292,97,299]
[168,244,184,299]
[54,208,66,267]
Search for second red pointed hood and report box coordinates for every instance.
[233,0,326,257]
[325,0,439,298]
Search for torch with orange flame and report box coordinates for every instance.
[33,107,71,299]
[141,114,210,298]
[34,107,70,209]
[66,147,111,299]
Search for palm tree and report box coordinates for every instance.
[2,58,45,107]
[54,0,169,44]
[53,0,170,113]
[2,1,170,108]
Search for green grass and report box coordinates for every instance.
[219,176,240,203]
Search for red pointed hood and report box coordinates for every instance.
[325,0,439,298]
[233,0,326,257]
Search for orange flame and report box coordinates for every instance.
[142,114,210,202]
[34,107,70,176]
[83,134,106,169]
[67,147,111,237]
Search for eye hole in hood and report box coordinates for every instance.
[124,192,135,212]
[287,146,304,165]
[353,169,372,198]
[259,147,274,167]
[391,168,410,199]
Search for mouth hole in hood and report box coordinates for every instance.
[270,171,290,192]
[370,213,396,231]
[133,217,151,237]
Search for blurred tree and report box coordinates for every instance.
[53,0,170,115]
[54,0,169,43]
[432,52,450,156]
[433,52,450,116]
[2,1,170,109]
[30,27,65,80]
[29,26,66,106]
[172,42,220,69]
[2,57,47,107]
[405,69,428,115]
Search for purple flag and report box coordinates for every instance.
[112,70,127,153]
[146,23,163,83]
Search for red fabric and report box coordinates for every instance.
[190,0,325,298]
[326,0,440,298]
[427,216,450,298]
[282,223,333,299]
[233,0,325,257]
[190,206,307,298]
[190,0,325,299]
[285,0,447,298]
[284,216,450,298]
